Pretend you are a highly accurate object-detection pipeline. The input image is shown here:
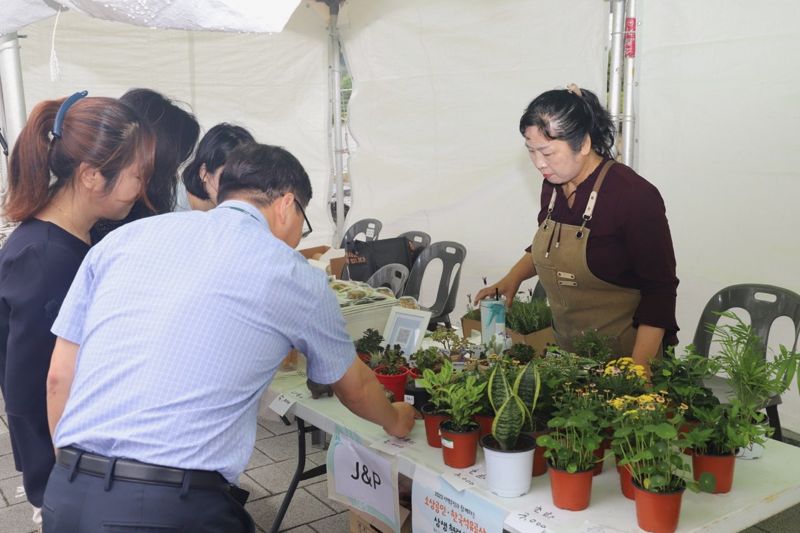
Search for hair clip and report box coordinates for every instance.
[566,83,583,97]
[51,90,88,139]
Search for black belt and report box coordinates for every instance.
[57,447,229,490]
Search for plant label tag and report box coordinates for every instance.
[268,388,310,416]
[404,394,415,404]
[370,436,417,456]
[440,437,454,449]
[442,465,486,492]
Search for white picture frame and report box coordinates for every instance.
[382,306,431,358]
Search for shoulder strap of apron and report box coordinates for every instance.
[577,159,615,238]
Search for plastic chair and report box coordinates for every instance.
[340,218,382,248]
[398,230,431,252]
[692,284,800,442]
[404,241,467,328]
[366,263,409,297]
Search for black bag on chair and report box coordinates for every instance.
[344,237,413,282]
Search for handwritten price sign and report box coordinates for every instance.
[504,505,560,533]
[268,388,311,416]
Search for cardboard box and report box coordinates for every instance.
[299,245,330,260]
[348,505,411,533]
[460,315,481,339]
[460,314,556,355]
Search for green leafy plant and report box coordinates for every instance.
[505,297,552,335]
[410,346,445,374]
[504,343,537,364]
[375,344,406,375]
[649,348,719,420]
[572,329,615,363]
[417,359,456,411]
[684,400,769,456]
[429,326,472,359]
[537,386,603,473]
[487,360,541,450]
[355,328,383,354]
[535,348,597,422]
[442,374,487,431]
[609,393,710,493]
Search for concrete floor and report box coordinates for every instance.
[1,400,798,532]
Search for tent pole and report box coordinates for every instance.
[327,1,345,246]
[608,0,625,153]
[621,0,637,168]
[0,33,26,156]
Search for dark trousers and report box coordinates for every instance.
[7,412,54,508]
[43,460,255,532]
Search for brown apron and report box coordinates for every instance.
[531,160,641,356]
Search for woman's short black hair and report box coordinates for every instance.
[182,123,255,200]
[519,87,615,159]
[218,143,312,207]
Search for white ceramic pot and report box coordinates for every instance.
[481,434,536,498]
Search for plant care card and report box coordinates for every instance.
[412,464,506,533]
[327,425,401,531]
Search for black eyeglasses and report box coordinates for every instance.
[294,199,313,238]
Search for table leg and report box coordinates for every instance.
[269,416,328,533]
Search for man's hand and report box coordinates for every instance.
[382,402,417,438]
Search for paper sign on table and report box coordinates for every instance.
[441,464,487,492]
[504,505,563,533]
[268,387,311,417]
[327,426,401,531]
[412,464,506,533]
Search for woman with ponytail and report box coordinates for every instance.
[475,85,678,373]
[0,92,154,525]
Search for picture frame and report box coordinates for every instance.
[382,307,431,358]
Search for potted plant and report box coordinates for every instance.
[505,296,555,352]
[439,374,487,468]
[504,343,537,364]
[480,360,540,497]
[460,294,482,339]
[536,384,603,511]
[429,325,472,361]
[572,329,616,364]
[686,313,800,493]
[373,344,410,402]
[417,359,455,447]
[404,346,445,409]
[355,328,383,364]
[649,348,718,428]
[609,393,712,533]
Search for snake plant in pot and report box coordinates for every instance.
[480,360,541,497]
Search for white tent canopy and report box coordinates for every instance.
[1,0,799,431]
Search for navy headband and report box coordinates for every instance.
[51,90,88,139]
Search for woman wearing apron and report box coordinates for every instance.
[476,85,678,371]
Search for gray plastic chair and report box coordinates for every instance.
[340,218,382,248]
[692,284,800,442]
[366,263,409,297]
[398,230,431,253]
[404,241,466,328]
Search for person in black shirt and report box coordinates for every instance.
[0,92,155,526]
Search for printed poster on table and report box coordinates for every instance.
[326,425,401,531]
[412,464,506,533]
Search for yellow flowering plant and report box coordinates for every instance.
[609,393,713,493]
[595,357,648,398]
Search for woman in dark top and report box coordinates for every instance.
[182,123,255,211]
[476,85,678,371]
[92,88,199,240]
[0,92,155,524]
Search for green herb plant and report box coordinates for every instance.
[355,328,383,354]
[505,297,552,335]
[441,374,487,431]
[537,386,603,473]
[417,359,456,412]
[375,344,406,375]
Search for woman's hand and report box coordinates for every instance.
[474,276,521,307]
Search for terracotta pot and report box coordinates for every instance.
[617,464,635,500]
[531,430,548,477]
[592,438,611,476]
[633,481,685,533]
[473,413,494,439]
[547,465,593,511]
[374,366,409,403]
[440,421,480,468]
[421,403,450,448]
[357,351,371,364]
[692,452,735,494]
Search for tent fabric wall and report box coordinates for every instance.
[340,0,608,311]
[637,0,800,432]
[14,5,333,237]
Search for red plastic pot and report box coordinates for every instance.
[473,413,494,439]
[531,430,548,477]
[617,464,635,500]
[548,465,593,511]
[440,421,480,468]
[692,452,735,494]
[357,351,371,364]
[592,438,611,476]
[421,403,450,448]
[633,481,684,533]
[374,366,409,403]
